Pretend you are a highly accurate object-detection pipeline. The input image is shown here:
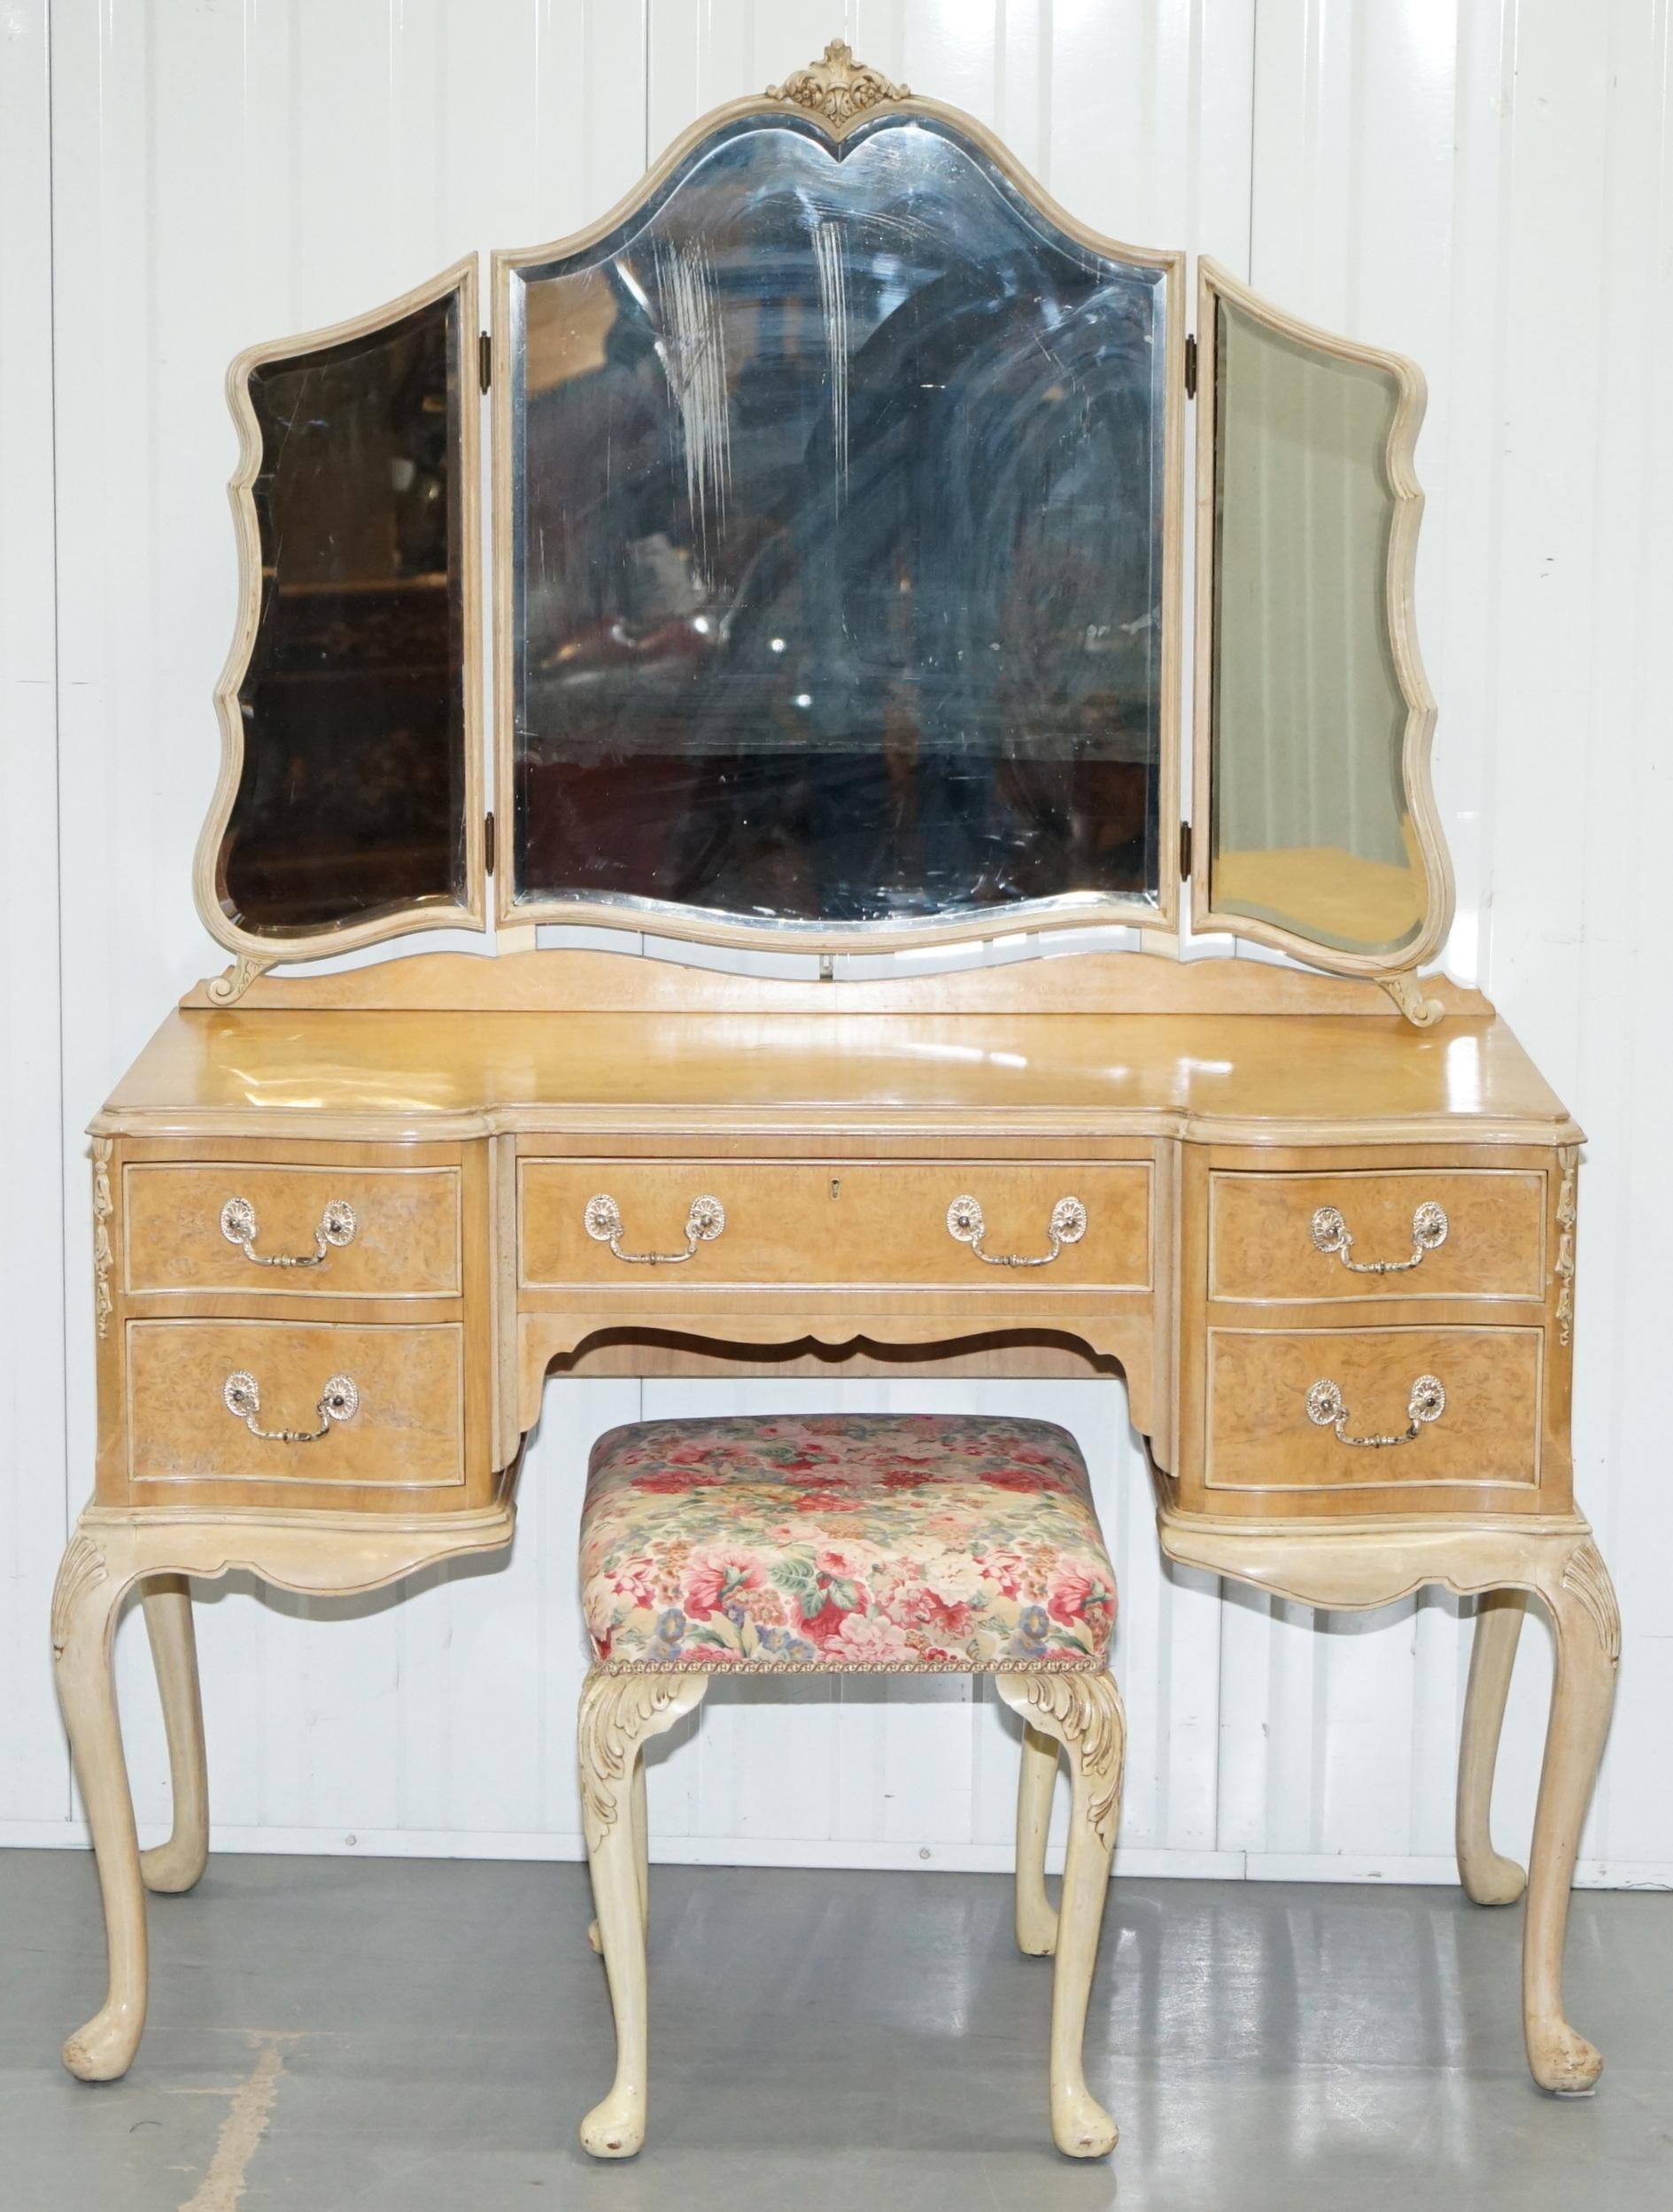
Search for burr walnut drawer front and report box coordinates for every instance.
[126,1319,465,1489]
[1208,1168,1547,1303]
[518,1160,1152,1292]
[122,1162,461,1298]
[1204,1325,1544,1494]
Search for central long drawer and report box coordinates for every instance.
[518,1158,1153,1294]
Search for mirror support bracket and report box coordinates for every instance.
[201,955,275,1008]
[1378,971,1445,1029]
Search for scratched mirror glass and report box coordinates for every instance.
[507,114,1168,928]
[215,290,470,936]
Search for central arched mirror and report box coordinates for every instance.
[495,102,1180,943]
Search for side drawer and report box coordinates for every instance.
[1208,1169,1546,1303]
[1204,1325,1543,1494]
[123,1162,461,1298]
[519,1159,1152,1293]
[127,1319,465,1489]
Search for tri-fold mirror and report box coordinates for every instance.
[197,45,1450,984]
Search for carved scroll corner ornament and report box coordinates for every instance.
[51,1531,109,1659]
[766,40,910,129]
[1554,1150,1578,1348]
[995,1669,1126,1848]
[91,1140,114,1341]
[1561,1537,1621,1665]
[1377,971,1445,1028]
[577,1670,708,1835]
[202,954,274,1007]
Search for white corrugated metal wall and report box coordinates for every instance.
[1,0,1667,1883]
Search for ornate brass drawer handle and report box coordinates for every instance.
[1310,1200,1447,1275]
[584,1192,726,1265]
[220,1195,357,1269]
[222,1369,360,1443]
[1305,1373,1446,1449]
[946,1194,1088,1268]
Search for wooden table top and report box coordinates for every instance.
[97,1002,1576,1148]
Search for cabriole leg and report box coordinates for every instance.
[997,1671,1125,2157]
[52,1532,145,2081]
[632,1749,649,1927]
[586,1749,649,1955]
[1015,1721,1060,1955]
[1523,1541,1620,2093]
[1456,1589,1527,1905]
[139,1577,209,1894]
[577,1670,708,2158]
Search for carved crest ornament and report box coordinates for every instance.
[765,40,910,131]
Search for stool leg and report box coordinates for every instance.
[586,1749,649,1954]
[996,1672,1124,2157]
[632,1750,649,1926]
[577,1669,708,2157]
[1015,1722,1060,1955]
[1456,1589,1527,1905]
[140,1578,210,1895]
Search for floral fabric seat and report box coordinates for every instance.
[579,1412,1117,1672]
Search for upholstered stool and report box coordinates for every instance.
[574,1412,1126,2159]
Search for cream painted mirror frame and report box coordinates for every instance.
[1190,259,1453,1014]
[190,47,1458,1024]
[193,257,487,999]
[488,53,1188,955]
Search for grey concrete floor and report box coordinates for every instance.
[0,1852,1668,2211]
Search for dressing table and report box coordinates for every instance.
[56,42,1615,2104]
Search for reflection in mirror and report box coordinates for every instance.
[507,113,1169,931]
[216,284,470,935]
[1207,291,1426,958]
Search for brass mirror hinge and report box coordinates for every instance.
[1184,333,1197,398]
[479,330,492,392]
[1179,821,1193,881]
[484,810,496,876]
